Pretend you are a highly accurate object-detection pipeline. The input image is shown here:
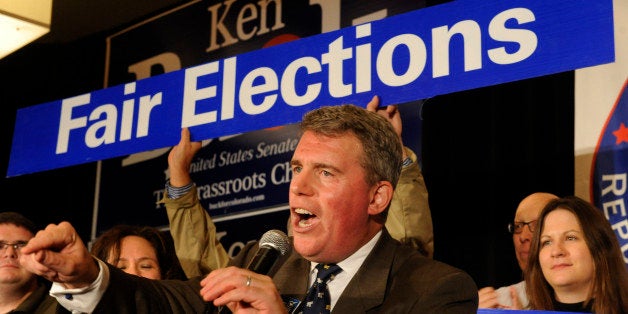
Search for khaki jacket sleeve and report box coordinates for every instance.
[158,185,230,278]
[385,147,434,258]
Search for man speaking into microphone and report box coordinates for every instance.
[19,103,478,313]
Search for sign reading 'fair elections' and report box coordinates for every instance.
[8,0,614,177]
[96,0,429,238]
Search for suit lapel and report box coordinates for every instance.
[332,231,397,313]
[273,230,401,313]
[273,249,310,312]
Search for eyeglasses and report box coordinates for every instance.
[0,241,28,254]
[507,220,537,234]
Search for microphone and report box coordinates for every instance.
[246,229,291,275]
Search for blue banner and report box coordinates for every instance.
[592,80,628,265]
[8,0,615,177]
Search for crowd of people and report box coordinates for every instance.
[2,96,627,313]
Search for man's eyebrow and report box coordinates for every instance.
[312,162,342,173]
[290,160,342,174]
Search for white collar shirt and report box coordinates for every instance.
[308,230,382,311]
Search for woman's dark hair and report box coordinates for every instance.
[525,196,628,313]
[91,224,187,280]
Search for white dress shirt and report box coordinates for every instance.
[49,258,110,313]
[308,230,381,310]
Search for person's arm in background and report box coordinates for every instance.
[158,128,230,278]
[367,96,434,258]
[389,146,433,257]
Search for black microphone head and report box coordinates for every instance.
[246,229,291,275]
[259,229,290,256]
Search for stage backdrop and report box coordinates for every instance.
[575,0,628,266]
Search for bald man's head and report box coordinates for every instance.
[512,192,558,271]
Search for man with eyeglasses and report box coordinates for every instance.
[0,212,57,313]
[478,192,558,309]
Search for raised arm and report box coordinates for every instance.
[366,96,434,257]
[160,128,230,277]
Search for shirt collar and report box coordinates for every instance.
[309,230,382,277]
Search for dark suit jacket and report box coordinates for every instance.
[90,266,206,313]
[11,281,58,314]
[95,229,478,313]
[231,229,478,313]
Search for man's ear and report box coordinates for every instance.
[368,181,394,216]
